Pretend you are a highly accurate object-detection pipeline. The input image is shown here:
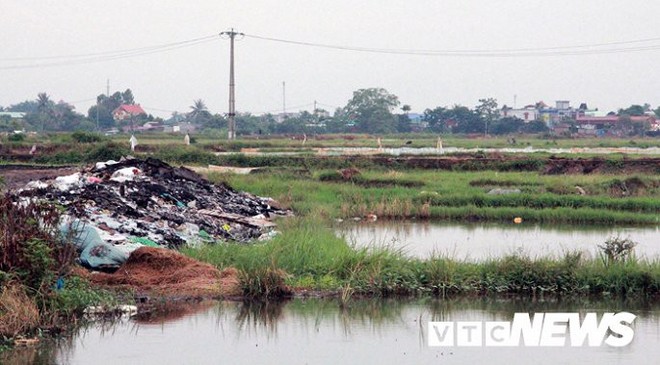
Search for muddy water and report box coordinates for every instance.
[339,222,660,260]
[3,298,659,365]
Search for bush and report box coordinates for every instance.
[85,142,130,162]
[0,194,76,293]
[71,131,105,143]
[7,133,25,142]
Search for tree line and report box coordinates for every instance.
[2,87,658,136]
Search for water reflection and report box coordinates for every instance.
[340,221,660,260]
[3,297,659,364]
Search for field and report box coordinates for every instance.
[1,132,659,316]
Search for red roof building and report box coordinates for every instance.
[112,104,146,121]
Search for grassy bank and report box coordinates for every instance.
[183,217,660,299]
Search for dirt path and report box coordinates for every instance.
[0,165,78,191]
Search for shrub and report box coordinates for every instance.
[85,142,130,162]
[7,133,25,142]
[71,131,105,143]
[598,236,638,265]
[0,194,76,293]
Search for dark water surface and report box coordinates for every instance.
[3,298,659,365]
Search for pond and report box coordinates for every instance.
[339,221,660,260]
[3,298,659,364]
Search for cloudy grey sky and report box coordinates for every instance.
[2,0,660,118]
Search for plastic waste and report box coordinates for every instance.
[54,173,81,191]
[60,220,129,270]
[128,236,159,247]
[110,167,141,182]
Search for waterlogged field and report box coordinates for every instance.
[213,169,660,225]
[3,298,659,365]
[340,221,660,260]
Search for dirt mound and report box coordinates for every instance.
[89,247,241,297]
[543,157,660,175]
[608,177,650,197]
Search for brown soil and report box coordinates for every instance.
[542,157,659,175]
[89,247,241,298]
[0,165,77,190]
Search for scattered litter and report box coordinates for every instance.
[110,167,142,182]
[487,188,522,195]
[54,173,82,192]
[14,337,40,347]
[95,160,118,170]
[84,304,138,317]
[129,236,159,247]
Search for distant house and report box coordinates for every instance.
[274,112,300,123]
[0,112,26,120]
[501,106,537,122]
[553,115,658,137]
[112,104,146,121]
[163,122,197,134]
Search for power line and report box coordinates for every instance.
[0,35,219,70]
[142,105,178,114]
[244,34,660,57]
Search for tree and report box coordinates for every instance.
[34,93,55,132]
[449,105,483,134]
[122,89,135,105]
[490,117,524,135]
[618,104,646,116]
[475,98,499,136]
[188,99,212,125]
[396,114,412,133]
[423,106,450,133]
[87,89,139,130]
[520,120,549,134]
[341,88,400,133]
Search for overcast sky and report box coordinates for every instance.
[2,1,660,118]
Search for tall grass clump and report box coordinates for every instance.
[0,194,116,339]
[418,193,659,213]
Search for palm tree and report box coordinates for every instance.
[188,99,209,125]
[36,92,53,132]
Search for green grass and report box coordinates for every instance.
[212,169,659,225]
[183,216,660,298]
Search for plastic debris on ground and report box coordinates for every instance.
[17,157,292,270]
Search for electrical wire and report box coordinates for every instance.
[244,34,660,57]
[0,35,219,70]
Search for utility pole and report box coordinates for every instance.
[220,28,243,140]
[106,79,110,97]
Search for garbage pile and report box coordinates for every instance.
[18,157,291,270]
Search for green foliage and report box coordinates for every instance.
[418,193,659,213]
[184,217,660,298]
[85,141,130,162]
[51,277,117,315]
[71,131,105,143]
[598,236,638,265]
[340,88,400,133]
[7,133,24,142]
